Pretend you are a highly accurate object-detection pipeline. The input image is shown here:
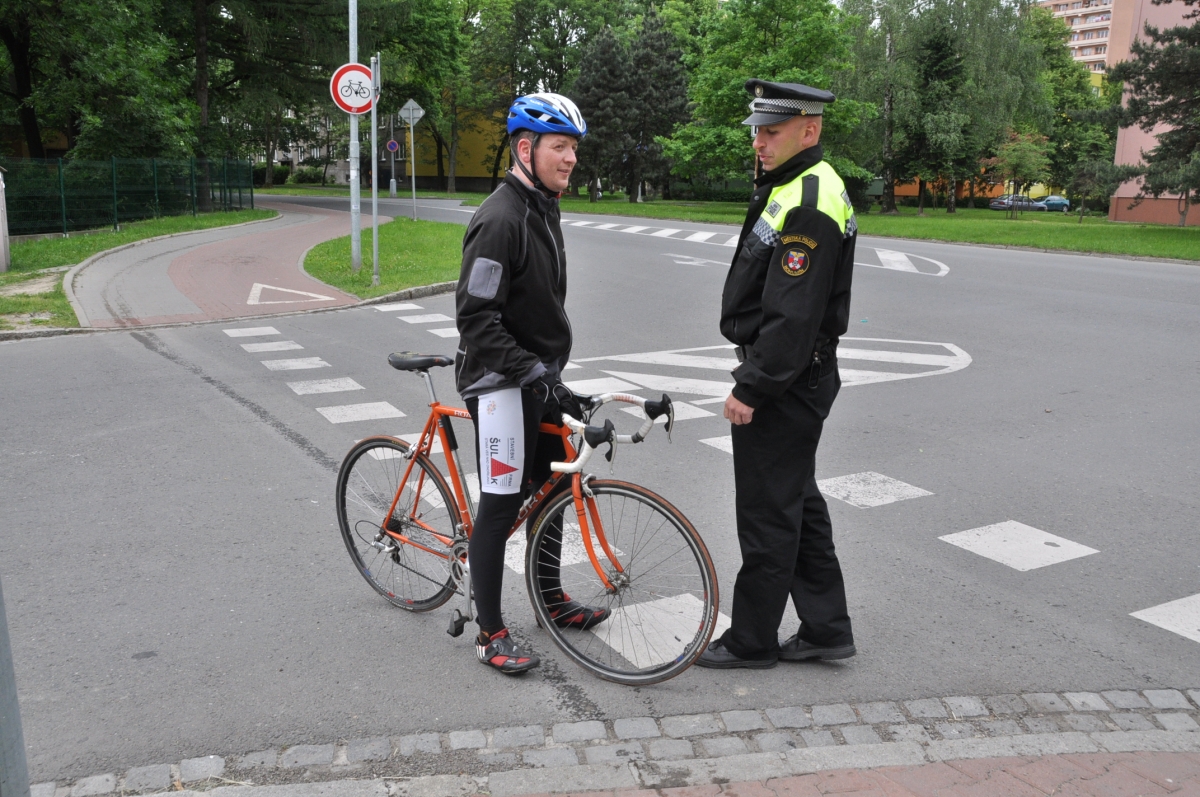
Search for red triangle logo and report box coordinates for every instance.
[490,457,518,476]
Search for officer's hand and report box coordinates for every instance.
[724,394,754,425]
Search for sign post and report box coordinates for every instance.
[369,53,380,287]
[331,1,373,274]
[387,135,399,198]
[399,99,425,221]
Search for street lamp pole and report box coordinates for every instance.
[348,0,361,273]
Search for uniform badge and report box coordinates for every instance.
[781,248,809,277]
[755,85,763,97]
[766,200,781,217]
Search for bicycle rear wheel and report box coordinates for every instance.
[526,479,718,685]
[336,436,460,611]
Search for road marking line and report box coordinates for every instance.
[601,370,731,398]
[246,283,336,305]
[372,302,423,312]
[428,327,460,338]
[939,521,1099,571]
[650,228,682,237]
[571,221,597,226]
[722,236,739,247]
[588,593,731,669]
[563,362,582,370]
[621,400,713,423]
[700,436,733,454]
[594,350,738,371]
[1131,593,1200,644]
[398,313,454,324]
[316,402,405,424]
[664,253,725,267]
[262,357,330,371]
[287,377,364,395]
[857,248,950,277]
[241,340,303,353]
[224,326,279,338]
[684,231,716,242]
[817,472,933,508]
[504,521,587,574]
[620,226,649,233]
[594,223,620,229]
[838,347,962,367]
[564,376,641,394]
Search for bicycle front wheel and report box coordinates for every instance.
[526,480,719,685]
[336,436,460,611]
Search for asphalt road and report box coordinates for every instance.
[2,196,1198,780]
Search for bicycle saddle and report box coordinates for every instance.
[388,352,454,371]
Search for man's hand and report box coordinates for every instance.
[724,394,754,425]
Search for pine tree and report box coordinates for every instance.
[571,28,633,200]
[625,9,689,200]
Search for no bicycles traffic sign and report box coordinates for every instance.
[330,63,373,115]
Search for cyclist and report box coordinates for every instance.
[455,93,609,675]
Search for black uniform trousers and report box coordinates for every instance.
[720,363,853,660]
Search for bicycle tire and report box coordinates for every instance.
[336,436,460,611]
[525,480,719,685]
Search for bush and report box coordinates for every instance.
[288,166,325,184]
[253,164,291,187]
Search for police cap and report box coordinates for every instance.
[742,80,836,126]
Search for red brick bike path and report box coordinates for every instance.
[76,200,387,328]
[515,751,1200,796]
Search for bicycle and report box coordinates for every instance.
[335,352,720,685]
[340,80,371,99]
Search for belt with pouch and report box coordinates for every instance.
[734,344,837,388]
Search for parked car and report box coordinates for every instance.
[989,194,1044,211]
[1040,195,1071,212]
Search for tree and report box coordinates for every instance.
[1069,158,1131,222]
[983,131,1052,218]
[573,28,633,200]
[1108,0,1200,226]
[622,10,690,200]
[662,0,873,186]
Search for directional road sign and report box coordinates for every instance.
[400,99,425,127]
[386,139,399,153]
[330,63,374,115]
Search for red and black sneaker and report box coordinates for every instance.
[476,629,540,675]
[547,593,609,630]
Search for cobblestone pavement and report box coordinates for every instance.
[29,688,1200,797]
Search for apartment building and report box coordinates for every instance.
[1039,0,1114,79]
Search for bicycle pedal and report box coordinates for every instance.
[448,610,469,638]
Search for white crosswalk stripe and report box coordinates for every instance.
[223,326,279,337]
[398,313,454,324]
[262,357,329,371]
[287,377,364,395]
[241,340,303,353]
[316,402,405,424]
[939,521,1099,571]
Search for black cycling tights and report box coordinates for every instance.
[466,392,566,635]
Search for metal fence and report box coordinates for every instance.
[0,157,254,236]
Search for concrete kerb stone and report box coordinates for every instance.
[488,763,637,797]
[30,784,57,797]
[41,687,1200,797]
[1145,689,1193,709]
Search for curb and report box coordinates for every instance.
[63,212,282,328]
[30,687,1200,796]
[854,231,1200,266]
[0,282,457,344]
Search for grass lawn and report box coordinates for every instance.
[0,209,276,331]
[473,193,1197,261]
[258,185,489,201]
[856,206,1200,261]
[303,215,463,299]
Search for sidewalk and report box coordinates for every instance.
[32,688,1200,797]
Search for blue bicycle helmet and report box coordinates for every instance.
[507,93,587,138]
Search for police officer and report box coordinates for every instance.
[696,80,858,669]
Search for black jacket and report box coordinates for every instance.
[720,145,856,408]
[455,172,572,399]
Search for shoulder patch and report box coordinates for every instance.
[781,234,818,248]
[765,200,782,218]
[780,247,810,277]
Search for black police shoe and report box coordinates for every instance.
[778,632,856,661]
[694,639,778,669]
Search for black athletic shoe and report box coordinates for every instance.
[778,633,857,661]
[476,629,540,675]
[547,593,609,630]
[694,639,778,669]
